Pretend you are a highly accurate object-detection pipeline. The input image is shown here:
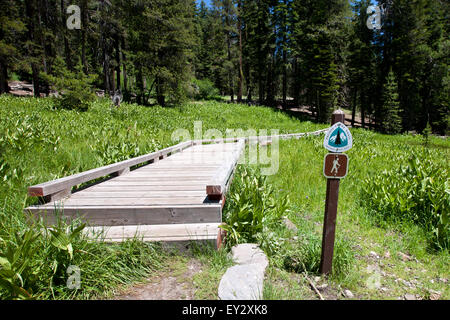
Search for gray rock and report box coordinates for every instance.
[404,294,417,300]
[317,283,328,291]
[398,252,412,261]
[218,243,269,300]
[218,264,265,300]
[343,289,354,299]
[402,280,413,288]
[231,243,269,270]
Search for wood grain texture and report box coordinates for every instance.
[84,223,220,242]
[206,139,245,197]
[25,204,221,226]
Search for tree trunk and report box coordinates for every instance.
[0,61,9,94]
[81,0,88,73]
[293,57,299,106]
[115,35,121,91]
[100,0,110,94]
[351,88,356,127]
[103,54,110,94]
[121,37,128,94]
[282,9,287,109]
[315,91,319,122]
[265,52,275,106]
[360,93,365,129]
[282,48,287,109]
[247,86,252,103]
[32,63,40,97]
[38,0,48,74]
[258,73,264,104]
[111,67,115,93]
[237,0,243,103]
[136,64,143,104]
[227,31,234,103]
[156,76,165,107]
[25,0,41,97]
[61,0,72,70]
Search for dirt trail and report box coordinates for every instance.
[113,258,203,300]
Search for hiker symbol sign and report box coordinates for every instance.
[323,153,348,179]
[323,122,353,153]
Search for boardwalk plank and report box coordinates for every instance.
[26,204,222,226]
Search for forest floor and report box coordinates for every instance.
[284,105,373,129]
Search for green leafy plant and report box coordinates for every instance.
[360,150,449,250]
[0,229,41,299]
[221,166,289,249]
[191,78,220,100]
[49,223,86,261]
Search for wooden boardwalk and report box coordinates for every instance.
[25,140,245,242]
[25,128,327,243]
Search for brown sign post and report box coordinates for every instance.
[319,110,348,275]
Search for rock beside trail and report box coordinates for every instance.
[398,252,413,261]
[218,264,265,300]
[231,243,269,269]
[343,289,354,299]
[218,243,268,300]
[404,293,417,300]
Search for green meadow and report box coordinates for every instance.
[0,95,448,300]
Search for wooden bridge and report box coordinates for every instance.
[25,129,326,244]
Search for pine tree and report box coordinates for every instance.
[348,0,377,129]
[381,69,402,134]
[0,0,26,93]
[422,120,432,147]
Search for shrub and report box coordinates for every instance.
[191,78,219,100]
[41,57,96,112]
[360,150,449,250]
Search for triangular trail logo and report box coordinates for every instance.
[328,127,349,148]
[323,122,353,152]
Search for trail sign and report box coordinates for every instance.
[323,153,348,179]
[319,110,349,276]
[323,122,353,153]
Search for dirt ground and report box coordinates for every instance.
[113,258,203,300]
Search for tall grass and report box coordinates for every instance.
[282,233,355,279]
[0,197,165,299]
